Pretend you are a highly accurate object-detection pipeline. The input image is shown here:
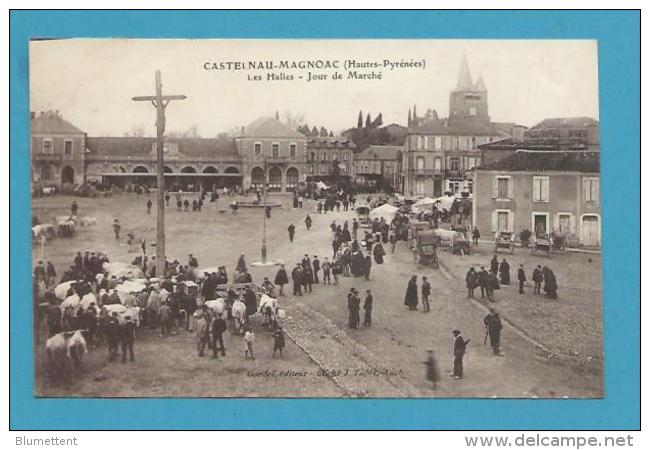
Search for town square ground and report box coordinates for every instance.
[32,193,603,398]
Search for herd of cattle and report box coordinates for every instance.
[32,215,97,241]
[43,261,282,382]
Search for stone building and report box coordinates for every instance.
[401,57,504,197]
[473,150,601,247]
[305,135,356,183]
[30,110,86,186]
[353,145,402,191]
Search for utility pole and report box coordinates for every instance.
[261,158,268,263]
[133,71,186,277]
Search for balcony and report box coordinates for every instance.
[264,156,290,164]
[412,168,443,176]
[445,169,463,179]
[32,153,62,161]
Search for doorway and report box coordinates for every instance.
[532,213,549,237]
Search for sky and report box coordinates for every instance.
[29,39,599,137]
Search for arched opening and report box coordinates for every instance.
[251,167,264,191]
[61,166,75,184]
[181,166,197,173]
[40,164,53,181]
[163,166,173,173]
[225,166,240,174]
[286,167,299,192]
[268,166,282,192]
[202,166,218,174]
[133,166,149,173]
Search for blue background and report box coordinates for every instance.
[9,10,640,430]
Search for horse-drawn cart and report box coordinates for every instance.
[494,231,515,254]
[532,235,552,256]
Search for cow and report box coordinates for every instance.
[205,298,226,315]
[66,330,88,369]
[45,333,68,380]
[78,216,97,228]
[259,294,278,329]
[231,299,247,334]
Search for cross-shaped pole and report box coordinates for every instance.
[133,70,186,277]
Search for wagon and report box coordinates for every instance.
[452,233,471,256]
[413,230,439,268]
[494,231,515,254]
[356,206,370,227]
[551,233,567,251]
[532,235,552,256]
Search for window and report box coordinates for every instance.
[434,136,442,150]
[494,176,511,199]
[467,157,476,169]
[533,176,549,202]
[434,157,442,171]
[43,138,53,154]
[254,143,262,157]
[416,157,425,170]
[321,152,327,162]
[459,137,468,150]
[64,140,73,159]
[450,157,460,171]
[416,178,425,195]
[272,143,279,157]
[452,137,458,150]
[290,143,297,158]
[471,137,476,148]
[448,181,460,193]
[469,106,477,116]
[417,136,427,150]
[497,211,509,231]
[343,152,348,161]
[558,214,571,234]
[584,177,599,203]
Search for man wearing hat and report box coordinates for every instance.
[106,312,122,363]
[452,329,470,379]
[292,263,303,296]
[121,315,136,363]
[312,255,320,284]
[517,264,527,294]
[195,310,209,357]
[321,257,331,285]
[347,288,360,329]
[483,308,503,356]
[363,289,373,326]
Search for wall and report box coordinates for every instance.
[31,134,85,185]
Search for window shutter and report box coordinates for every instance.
[594,179,599,203]
[570,214,576,235]
[491,211,497,232]
[533,178,540,201]
[492,177,498,198]
[543,178,549,202]
[507,211,514,232]
[583,178,589,202]
[553,214,560,233]
[507,178,513,199]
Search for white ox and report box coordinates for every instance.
[231,299,247,334]
[103,304,141,326]
[66,330,88,368]
[259,294,278,328]
[205,298,226,315]
[54,281,76,300]
[103,262,144,280]
[78,216,97,227]
[45,330,87,379]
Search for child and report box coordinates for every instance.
[244,327,255,360]
[271,326,285,359]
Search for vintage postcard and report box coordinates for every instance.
[28,38,603,399]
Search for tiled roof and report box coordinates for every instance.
[31,111,85,134]
[86,136,239,158]
[242,117,305,139]
[476,150,599,173]
[356,145,402,161]
[527,117,599,130]
[409,117,500,136]
[307,136,356,149]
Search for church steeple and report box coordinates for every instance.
[455,53,474,91]
[475,74,486,91]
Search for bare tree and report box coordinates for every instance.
[123,124,146,137]
[283,110,305,129]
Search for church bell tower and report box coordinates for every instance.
[449,55,489,124]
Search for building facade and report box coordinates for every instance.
[353,145,402,191]
[524,117,600,150]
[32,114,329,193]
[473,151,601,247]
[306,136,356,182]
[30,111,86,187]
[401,57,503,198]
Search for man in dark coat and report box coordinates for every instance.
[543,267,558,299]
[452,329,470,379]
[373,242,386,264]
[347,288,360,329]
[211,312,227,358]
[363,252,372,281]
[499,258,511,285]
[121,315,136,363]
[421,276,431,312]
[312,256,320,284]
[303,266,313,293]
[291,264,303,296]
[424,350,440,389]
[472,227,480,245]
[483,309,503,355]
[274,264,289,296]
[146,198,153,214]
[465,267,477,298]
[244,286,258,317]
[478,267,489,298]
[45,297,62,337]
[533,265,544,294]
[404,275,418,311]
[490,254,499,275]
[363,289,373,326]
[517,264,526,294]
[304,214,312,230]
[105,312,122,363]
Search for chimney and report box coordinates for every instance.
[275,111,280,120]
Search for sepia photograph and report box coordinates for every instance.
[28,38,603,399]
